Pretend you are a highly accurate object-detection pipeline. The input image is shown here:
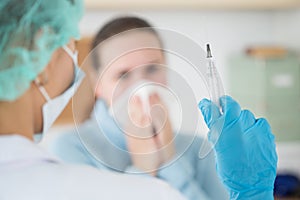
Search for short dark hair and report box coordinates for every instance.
[91,16,162,70]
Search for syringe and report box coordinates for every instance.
[206,44,224,111]
[198,44,225,159]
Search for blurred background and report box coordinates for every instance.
[49,0,300,199]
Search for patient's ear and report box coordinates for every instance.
[83,59,101,99]
[72,76,95,123]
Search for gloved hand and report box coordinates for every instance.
[198,95,278,200]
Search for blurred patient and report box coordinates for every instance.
[48,16,228,200]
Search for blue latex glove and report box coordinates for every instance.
[198,96,278,200]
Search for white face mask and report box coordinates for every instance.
[35,45,85,140]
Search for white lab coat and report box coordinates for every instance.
[0,134,186,200]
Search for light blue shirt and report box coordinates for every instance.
[48,100,229,200]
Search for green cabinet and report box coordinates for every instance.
[228,54,300,141]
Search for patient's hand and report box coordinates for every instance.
[125,94,175,176]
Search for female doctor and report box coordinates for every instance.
[48,16,278,200]
[0,1,187,199]
[0,1,277,200]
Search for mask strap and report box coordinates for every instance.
[34,80,51,102]
[62,45,78,65]
[62,45,73,56]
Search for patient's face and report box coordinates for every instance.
[96,31,167,106]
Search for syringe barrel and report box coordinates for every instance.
[206,58,224,109]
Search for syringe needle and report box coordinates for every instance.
[207,44,212,58]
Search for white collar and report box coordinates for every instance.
[0,134,60,165]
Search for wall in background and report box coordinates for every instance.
[77,9,300,175]
[79,9,300,88]
[272,10,300,51]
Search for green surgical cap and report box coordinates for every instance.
[0,0,83,101]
